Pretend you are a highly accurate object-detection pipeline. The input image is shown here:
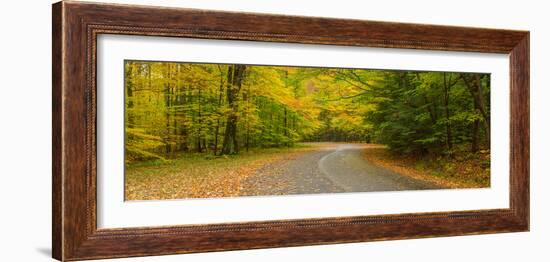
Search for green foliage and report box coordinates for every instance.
[365,71,490,154]
[124,61,490,162]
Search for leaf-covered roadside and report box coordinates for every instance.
[362,145,490,188]
[125,144,324,200]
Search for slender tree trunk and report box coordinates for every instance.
[174,64,183,152]
[283,70,289,147]
[443,73,453,150]
[179,83,189,152]
[245,125,250,152]
[472,120,480,152]
[213,66,225,155]
[196,85,203,153]
[477,75,491,147]
[125,63,135,128]
[422,95,437,125]
[284,107,288,147]
[244,82,250,152]
[164,65,174,155]
[462,74,490,147]
[171,65,178,156]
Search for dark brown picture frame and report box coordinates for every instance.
[52,1,529,261]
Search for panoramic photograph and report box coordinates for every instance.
[124,60,491,201]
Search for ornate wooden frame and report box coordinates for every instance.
[52,1,529,261]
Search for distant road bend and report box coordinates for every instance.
[242,143,441,196]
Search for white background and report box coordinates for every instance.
[0,0,546,261]
[98,35,509,228]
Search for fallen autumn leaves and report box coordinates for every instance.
[125,144,324,200]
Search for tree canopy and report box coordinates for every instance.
[124,61,490,162]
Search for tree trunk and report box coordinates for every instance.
[443,72,453,150]
[171,65,178,156]
[244,82,250,152]
[472,120,480,152]
[422,95,437,125]
[160,65,172,155]
[462,74,490,147]
[213,66,225,155]
[283,70,289,147]
[179,83,189,152]
[221,64,246,155]
[125,63,135,128]
[284,107,288,147]
[196,85,203,153]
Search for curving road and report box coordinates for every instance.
[241,143,440,196]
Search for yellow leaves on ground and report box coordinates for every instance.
[362,145,490,189]
[125,145,321,200]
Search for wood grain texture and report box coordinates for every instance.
[509,35,530,226]
[52,1,530,261]
[52,2,63,260]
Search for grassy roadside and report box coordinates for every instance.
[125,144,324,200]
[362,145,490,189]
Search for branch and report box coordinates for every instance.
[330,71,371,92]
[325,91,369,101]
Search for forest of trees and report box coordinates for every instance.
[124,60,490,162]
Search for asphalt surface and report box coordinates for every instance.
[241,143,440,196]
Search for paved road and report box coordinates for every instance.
[241,143,440,196]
